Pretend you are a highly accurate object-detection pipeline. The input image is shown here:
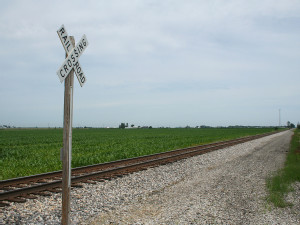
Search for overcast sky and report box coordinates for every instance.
[0,0,299,128]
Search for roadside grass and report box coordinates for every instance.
[1,127,278,180]
[266,128,300,207]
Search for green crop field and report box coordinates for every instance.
[0,127,277,180]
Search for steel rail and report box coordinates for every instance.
[0,137,247,202]
[0,131,276,188]
[0,131,281,206]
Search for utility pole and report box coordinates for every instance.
[279,109,281,127]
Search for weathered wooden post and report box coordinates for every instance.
[56,25,88,225]
[61,36,74,225]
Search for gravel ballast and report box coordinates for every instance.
[1,130,299,224]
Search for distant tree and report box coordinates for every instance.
[297,123,300,129]
[287,121,291,128]
[119,123,126,129]
[290,123,295,128]
[200,125,211,128]
[131,124,134,128]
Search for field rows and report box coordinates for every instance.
[0,128,276,180]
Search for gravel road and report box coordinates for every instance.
[1,130,299,224]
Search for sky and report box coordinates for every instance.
[0,0,299,128]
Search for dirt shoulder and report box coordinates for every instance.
[90,130,299,224]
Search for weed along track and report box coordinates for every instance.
[0,131,280,207]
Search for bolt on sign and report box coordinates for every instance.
[57,24,88,86]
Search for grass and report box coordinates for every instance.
[0,127,277,180]
[266,128,300,207]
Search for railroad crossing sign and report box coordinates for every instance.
[56,24,89,225]
[57,24,88,87]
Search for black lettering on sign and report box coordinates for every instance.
[66,43,71,52]
[79,43,84,51]
[60,69,65,77]
[79,73,84,80]
[67,59,72,67]
[74,61,79,69]
[62,35,67,43]
[81,76,85,83]
[76,46,81,54]
[74,49,79,57]
[63,64,68,73]
[59,27,65,36]
[82,38,86,46]
[71,54,75,63]
[76,66,81,74]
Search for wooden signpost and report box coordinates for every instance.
[56,24,88,225]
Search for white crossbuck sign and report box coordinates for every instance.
[57,25,88,87]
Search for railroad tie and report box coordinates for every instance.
[24,194,38,199]
[85,180,97,184]
[47,188,62,193]
[7,196,27,203]
[0,201,10,207]
[36,191,52,196]
[71,183,84,188]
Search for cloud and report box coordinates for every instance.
[0,0,299,127]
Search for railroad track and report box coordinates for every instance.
[0,131,280,207]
